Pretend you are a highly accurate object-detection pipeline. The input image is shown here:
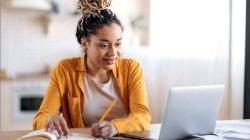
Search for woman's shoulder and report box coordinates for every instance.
[117,57,142,69]
[118,57,138,64]
[55,57,82,70]
[58,57,81,64]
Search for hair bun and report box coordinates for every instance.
[77,0,112,16]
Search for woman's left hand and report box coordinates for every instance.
[91,121,118,137]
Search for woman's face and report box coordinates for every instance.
[82,23,123,71]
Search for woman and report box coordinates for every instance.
[33,0,151,138]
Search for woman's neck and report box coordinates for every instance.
[86,59,111,84]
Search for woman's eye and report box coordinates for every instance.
[115,43,121,47]
[100,44,108,48]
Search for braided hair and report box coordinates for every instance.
[76,0,123,44]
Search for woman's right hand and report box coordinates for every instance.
[45,114,70,138]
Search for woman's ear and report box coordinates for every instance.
[81,38,89,51]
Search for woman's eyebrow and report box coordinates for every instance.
[98,38,122,42]
[99,39,109,42]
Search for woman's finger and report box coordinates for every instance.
[100,125,111,137]
[92,123,108,136]
[46,121,55,132]
[92,121,108,132]
[109,124,118,137]
[59,116,70,137]
[93,125,109,137]
[54,120,63,137]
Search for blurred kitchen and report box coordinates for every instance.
[0,0,248,131]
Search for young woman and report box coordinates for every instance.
[33,0,151,138]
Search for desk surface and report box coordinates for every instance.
[1,120,249,140]
[0,128,92,140]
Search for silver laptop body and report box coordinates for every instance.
[159,85,224,140]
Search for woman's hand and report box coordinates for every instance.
[91,121,118,137]
[45,114,70,138]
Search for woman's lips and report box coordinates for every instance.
[103,58,116,65]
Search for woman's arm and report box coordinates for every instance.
[33,63,66,129]
[111,60,151,133]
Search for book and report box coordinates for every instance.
[17,129,95,140]
[215,120,250,139]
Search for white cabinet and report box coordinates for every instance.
[0,79,49,131]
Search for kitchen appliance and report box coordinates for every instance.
[11,80,49,121]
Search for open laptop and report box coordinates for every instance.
[119,85,224,140]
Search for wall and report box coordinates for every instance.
[229,0,246,119]
[150,0,231,120]
[0,4,81,78]
[0,0,150,78]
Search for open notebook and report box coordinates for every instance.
[17,129,95,140]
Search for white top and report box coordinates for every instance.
[82,74,127,127]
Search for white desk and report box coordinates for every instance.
[0,120,249,140]
[127,120,250,140]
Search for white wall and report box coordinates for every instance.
[149,0,231,121]
[149,0,247,121]
[229,0,246,119]
[111,0,150,46]
[0,5,82,78]
[0,0,149,78]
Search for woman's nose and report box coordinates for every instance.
[107,45,117,56]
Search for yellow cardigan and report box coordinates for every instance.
[33,56,151,133]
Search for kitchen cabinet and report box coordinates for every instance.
[0,78,49,131]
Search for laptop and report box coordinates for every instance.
[119,85,224,140]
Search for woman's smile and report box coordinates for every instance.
[103,58,117,65]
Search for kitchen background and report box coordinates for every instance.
[0,0,246,131]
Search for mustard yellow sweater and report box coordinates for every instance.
[33,56,151,133]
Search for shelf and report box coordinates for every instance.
[10,0,51,11]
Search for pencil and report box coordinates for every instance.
[99,100,117,121]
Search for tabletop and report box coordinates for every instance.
[0,128,92,140]
[1,120,250,140]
